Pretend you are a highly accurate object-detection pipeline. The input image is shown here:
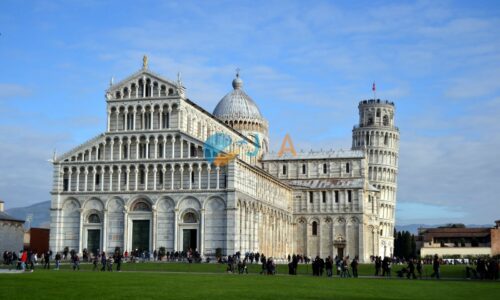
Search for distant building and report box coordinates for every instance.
[0,200,25,256]
[417,221,500,258]
[24,228,50,254]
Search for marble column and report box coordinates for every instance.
[78,209,84,254]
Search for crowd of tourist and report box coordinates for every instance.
[3,249,499,280]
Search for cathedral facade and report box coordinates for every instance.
[49,58,399,262]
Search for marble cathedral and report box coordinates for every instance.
[49,57,399,261]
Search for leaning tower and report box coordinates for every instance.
[352,99,400,257]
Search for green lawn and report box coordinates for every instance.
[0,269,498,300]
[1,262,499,300]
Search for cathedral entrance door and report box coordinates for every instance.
[87,229,100,256]
[182,229,197,251]
[132,220,150,252]
[337,247,344,258]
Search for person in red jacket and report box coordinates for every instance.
[20,250,28,271]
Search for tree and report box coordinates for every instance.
[394,230,417,259]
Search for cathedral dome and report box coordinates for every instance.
[213,74,263,121]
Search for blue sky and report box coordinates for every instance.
[0,0,499,225]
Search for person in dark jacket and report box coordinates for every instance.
[407,259,416,279]
[72,254,80,271]
[54,252,61,270]
[351,256,359,278]
[430,254,440,279]
[325,256,333,277]
[375,256,381,276]
[92,254,99,271]
[114,252,122,272]
[43,251,51,269]
[101,251,107,271]
[416,259,423,279]
[292,255,298,275]
[381,257,392,277]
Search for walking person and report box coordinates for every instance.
[406,259,416,279]
[54,252,61,270]
[325,256,333,277]
[351,256,359,278]
[43,251,51,269]
[375,256,381,276]
[27,251,35,271]
[107,256,114,272]
[101,251,107,271]
[20,250,28,271]
[416,259,423,279]
[114,251,122,272]
[72,254,80,271]
[430,254,440,279]
[92,254,99,271]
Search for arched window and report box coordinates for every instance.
[123,144,128,159]
[323,163,327,174]
[131,83,137,97]
[168,88,174,96]
[384,134,388,146]
[383,115,389,126]
[163,112,170,128]
[312,221,318,236]
[132,201,151,212]
[346,162,350,173]
[183,212,197,223]
[365,133,370,145]
[145,79,151,97]
[88,213,101,223]
[138,79,144,97]
[282,165,287,175]
[302,164,306,174]
[158,143,163,158]
[140,169,145,184]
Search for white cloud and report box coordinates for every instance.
[0,84,31,100]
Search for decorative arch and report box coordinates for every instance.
[182,211,198,223]
[131,200,152,212]
[87,212,101,224]
[203,196,226,210]
[176,196,202,211]
[83,197,104,211]
[62,197,81,211]
[128,195,154,210]
[156,196,175,212]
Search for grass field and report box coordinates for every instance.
[0,261,471,278]
[1,263,499,300]
[1,269,499,300]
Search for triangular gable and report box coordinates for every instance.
[56,133,106,162]
[107,69,184,95]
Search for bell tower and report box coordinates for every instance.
[352,99,400,257]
